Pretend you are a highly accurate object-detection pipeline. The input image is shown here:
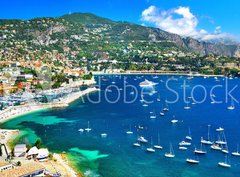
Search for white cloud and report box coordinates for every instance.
[141,5,234,42]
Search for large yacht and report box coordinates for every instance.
[139,79,157,87]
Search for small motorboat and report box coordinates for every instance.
[216,127,224,132]
[171,120,178,124]
[160,112,165,116]
[165,144,175,158]
[101,133,107,138]
[138,136,148,143]
[133,143,141,147]
[179,141,191,146]
[78,129,84,132]
[179,146,187,150]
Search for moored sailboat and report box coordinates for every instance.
[232,144,240,156]
[165,143,175,158]
[211,144,222,151]
[126,125,133,135]
[218,155,231,168]
[85,121,92,132]
[227,98,235,110]
[185,128,192,141]
[194,143,207,155]
[201,125,213,145]
[186,154,199,164]
[146,137,156,153]
[179,141,191,146]
[154,133,163,149]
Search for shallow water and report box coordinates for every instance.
[1,75,240,177]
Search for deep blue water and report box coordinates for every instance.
[1,75,240,177]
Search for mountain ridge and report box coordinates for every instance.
[0,12,239,57]
[60,12,240,57]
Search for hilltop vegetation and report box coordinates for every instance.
[0,12,240,76]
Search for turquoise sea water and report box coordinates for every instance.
[1,75,240,177]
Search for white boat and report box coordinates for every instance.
[101,133,108,138]
[232,144,240,156]
[216,140,227,145]
[179,141,191,146]
[165,143,175,158]
[126,131,133,135]
[201,138,213,145]
[216,127,224,132]
[186,158,199,164]
[138,125,144,130]
[149,92,154,96]
[222,142,229,154]
[138,136,148,143]
[142,104,148,107]
[184,102,191,110]
[85,121,92,132]
[194,143,207,154]
[227,98,235,110]
[179,146,188,150]
[218,156,231,168]
[160,112,165,116]
[146,148,155,152]
[163,108,169,111]
[185,128,192,141]
[171,120,178,124]
[133,143,141,147]
[184,106,191,110]
[154,145,163,149]
[187,76,194,80]
[154,133,163,149]
[211,144,222,151]
[194,149,207,154]
[126,125,133,135]
[222,149,229,154]
[78,128,84,132]
[150,112,157,119]
[151,90,157,94]
[106,89,112,93]
[227,105,235,110]
[201,125,213,145]
[216,132,227,145]
[146,138,156,153]
[162,101,169,112]
[139,79,158,87]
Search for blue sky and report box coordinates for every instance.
[0,0,239,40]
